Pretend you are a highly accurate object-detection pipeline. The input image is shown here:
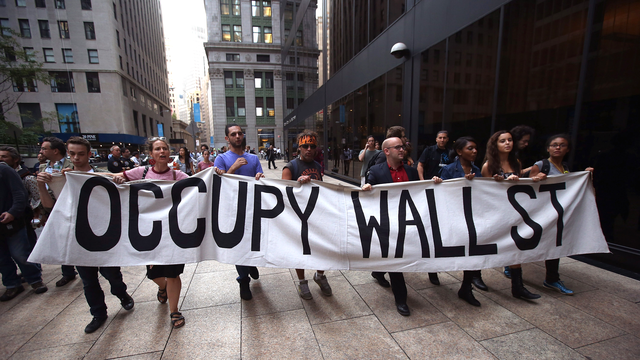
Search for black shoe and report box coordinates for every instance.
[84,316,108,333]
[238,278,252,300]
[249,267,260,280]
[56,275,76,287]
[371,272,390,288]
[428,272,440,285]
[119,293,134,311]
[31,281,48,294]
[396,303,411,316]
[458,285,481,307]
[511,267,541,300]
[0,286,24,301]
[471,276,488,291]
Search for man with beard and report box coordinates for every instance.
[214,124,264,301]
[38,137,134,333]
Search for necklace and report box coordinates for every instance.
[548,157,565,173]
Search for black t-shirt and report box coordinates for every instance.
[284,158,323,180]
[418,145,451,178]
[108,157,125,173]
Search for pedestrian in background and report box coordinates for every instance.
[358,135,380,186]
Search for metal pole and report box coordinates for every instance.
[490,6,505,136]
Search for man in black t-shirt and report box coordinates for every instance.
[417,130,451,180]
[282,130,332,300]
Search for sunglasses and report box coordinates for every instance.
[149,136,166,142]
[300,144,317,149]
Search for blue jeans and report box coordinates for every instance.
[76,266,127,318]
[0,227,42,288]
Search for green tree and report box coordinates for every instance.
[1,31,53,144]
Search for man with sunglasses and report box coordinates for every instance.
[361,137,419,317]
[282,130,332,300]
[214,124,264,301]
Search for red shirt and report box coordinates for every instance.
[389,163,409,183]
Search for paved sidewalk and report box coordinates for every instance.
[1,159,640,359]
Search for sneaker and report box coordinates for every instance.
[56,275,76,287]
[504,266,511,279]
[84,316,108,333]
[543,280,574,295]
[31,281,48,294]
[0,286,24,301]
[313,273,332,296]
[297,280,313,300]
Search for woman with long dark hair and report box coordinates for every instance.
[528,134,593,295]
[482,130,541,301]
[176,146,194,176]
[436,137,486,306]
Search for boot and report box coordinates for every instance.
[238,277,252,300]
[511,267,541,300]
[428,272,440,285]
[458,281,480,307]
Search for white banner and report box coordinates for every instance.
[29,169,609,272]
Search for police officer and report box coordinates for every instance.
[107,146,125,173]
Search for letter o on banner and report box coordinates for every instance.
[75,177,122,251]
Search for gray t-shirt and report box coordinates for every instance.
[360,149,381,176]
[535,160,568,175]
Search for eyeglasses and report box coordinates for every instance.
[299,144,317,149]
[149,136,166,142]
[385,145,405,151]
[549,143,567,148]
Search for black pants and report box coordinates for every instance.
[545,259,560,283]
[61,265,76,278]
[268,159,276,169]
[373,271,407,304]
[462,270,481,285]
[76,266,127,318]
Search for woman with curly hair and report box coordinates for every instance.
[482,131,541,301]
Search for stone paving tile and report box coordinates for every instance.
[114,352,163,360]
[484,288,625,348]
[341,270,380,286]
[194,260,235,274]
[0,332,34,360]
[242,309,321,359]
[356,282,448,333]
[480,328,585,360]
[559,261,640,303]
[575,334,640,360]
[313,315,407,359]
[403,271,460,291]
[420,284,534,341]
[299,274,372,324]
[178,270,239,310]
[241,272,304,318]
[557,289,640,337]
[10,341,94,360]
[393,321,495,359]
[163,303,241,359]
[84,302,172,360]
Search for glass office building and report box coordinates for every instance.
[283,0,640,272]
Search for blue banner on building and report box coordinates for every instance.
[157,123,164,137]
[194,103,201,123]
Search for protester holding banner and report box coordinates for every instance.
[362,136,419,317]
[283,130,333,300]
[435,137,486,306]
[214,124,265,301]
[482,130,541,301]
[196,150,214,173]
[112,136,189,329]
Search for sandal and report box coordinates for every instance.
[157,287,167,304]
[170,312,185,328]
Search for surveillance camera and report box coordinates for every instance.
[390,42,409,59]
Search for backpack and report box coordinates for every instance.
[539,158,569,175]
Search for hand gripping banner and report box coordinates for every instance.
[29,170,609,272]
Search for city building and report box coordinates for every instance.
[1,0,171,153]
[284,0,640,272]
[203,0,320,151]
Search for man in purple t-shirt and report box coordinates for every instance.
[214,125,264,301]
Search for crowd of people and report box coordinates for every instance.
[0,123,592,333]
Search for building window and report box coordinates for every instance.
[56,103,80,133]
[226,97,235,116]
[226,53,240,61]
[296,31,303,46]
[84,22,95,40]
[43,48,55,62]
[55,0,65,9]
[224,71,233,88]
[221,0,230,15]
[86,72,100,93]
[35,0,46,8]
[58,21,69,39]
[255,97,263,116]
[62,48,73,63]
[12,72,37,92]
[113,2,117,18]
[38,20,50,38]
[266,97,274,117]
[124,38,127,54]
[254,71,262,88]
[116,30,120,47]
[18,103,42,128]
[1,19,11,36]
[23,47,34,61]
[287,98,294,109]
[18,19,31,38]
[15,0,26,7]
[119,55,123,69]
[81,0,92,10]
[3,46,16,62]
[264,27,272,43]
[252,26,261,43]
[232,0,240,15]
[235,71,244,88]
[50,71,74,92]
[88,49,98,63]
[252,1,270,17]
[233,25,241,42]
[256,54,270,62]
[222,24,231,41]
